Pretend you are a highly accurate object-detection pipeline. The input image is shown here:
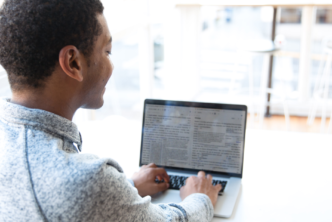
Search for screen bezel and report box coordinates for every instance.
[139,99,247,178]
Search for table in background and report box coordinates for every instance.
[78,116,332,222]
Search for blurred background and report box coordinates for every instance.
[1,0,332,134]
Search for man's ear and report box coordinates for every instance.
[59,46,84,82]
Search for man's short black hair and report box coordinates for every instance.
[0,0,104,90]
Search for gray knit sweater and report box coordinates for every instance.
[0,98,214,222]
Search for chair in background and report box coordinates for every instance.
[195,38,290,130]
[230,38,290,129]
[307,36,332,133]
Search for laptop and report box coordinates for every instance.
[139,99,247,218]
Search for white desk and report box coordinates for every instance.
[78,117,332,222]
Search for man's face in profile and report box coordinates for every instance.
[80,14,114,109]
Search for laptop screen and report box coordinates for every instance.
[140,99,247,178]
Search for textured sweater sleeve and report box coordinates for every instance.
[118,169,213,221]
[32,152,214,222]
[154,194,214,222]
[91,163,214,222]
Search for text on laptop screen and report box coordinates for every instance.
[141,104,246,174]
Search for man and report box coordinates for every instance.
[0,0,222,221]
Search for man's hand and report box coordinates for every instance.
[180,171,222,207]
[131,163,170,197]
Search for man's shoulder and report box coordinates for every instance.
[31,150,136,221]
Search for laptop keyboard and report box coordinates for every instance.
[156,175,227,196]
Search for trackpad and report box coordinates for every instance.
[151,190,182,204]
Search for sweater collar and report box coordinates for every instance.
[0,98,82,151]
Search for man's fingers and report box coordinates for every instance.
[147,163,157,168]
[154,181,169,193]
[206,174,213,183]
[215,184,222,192]
[197,171,206,178]
[152,168,170,182]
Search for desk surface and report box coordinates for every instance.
[78,117,332,222]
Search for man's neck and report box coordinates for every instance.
[11,90,78,121]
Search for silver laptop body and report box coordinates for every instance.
[139,99,247,218]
